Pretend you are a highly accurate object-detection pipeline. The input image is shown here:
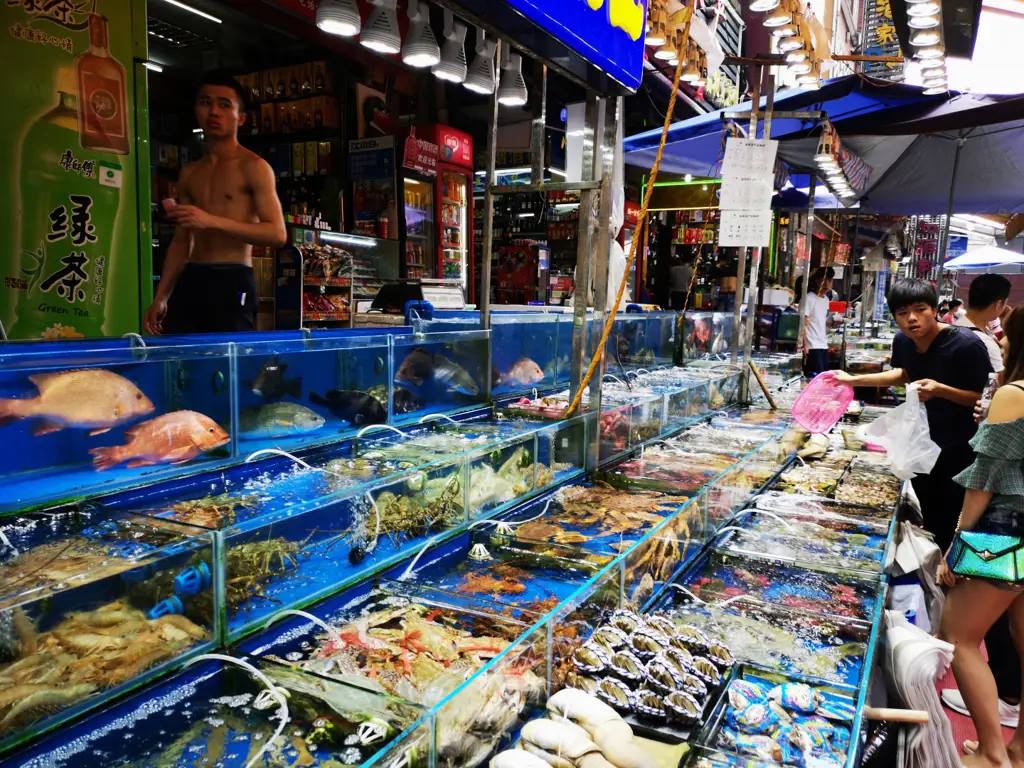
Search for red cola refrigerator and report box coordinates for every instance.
[420,125,474,304]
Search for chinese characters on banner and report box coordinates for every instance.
[863,0,905,82]
[403,134,439,177]
[1,0,139,339]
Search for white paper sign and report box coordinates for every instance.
[719,173,774,210]
[719,210,773,247]
[722,138,779,177]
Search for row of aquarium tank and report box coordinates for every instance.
[0,317,897,768]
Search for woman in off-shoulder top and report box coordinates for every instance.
[939,303,1024,768]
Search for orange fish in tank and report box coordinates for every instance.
[90,411,229,470]
[0,368,154,436]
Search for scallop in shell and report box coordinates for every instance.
[565,672,601,696]
[707,641,735,671]
[664,690,702,726]
[629,627,671,661]
[645,613,676,637]
[609,650,645,685]
[591,624,629,651]
[596,677,635,714]
[609,610,642,634]
[672,624,711,653]
[658,647,693,675]
[573,641,610,675]
[690,655,722,686]
[645,656,685,696]
[678,671,708,700]
[634,690,666,720]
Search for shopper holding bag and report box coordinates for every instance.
[938,304,1024,768]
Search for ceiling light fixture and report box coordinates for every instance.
[360,0,401,55]
[158,0,222,23]
[908,2,940,14]
[750,0,781,9]
[916,45,944,58]
[143,61,164,72]
[497,51,528,106]
[910,29,940,45]
[645,8,667,46]
[796,61,821,85]
[654,35,676,60]
[433,14,467,83]
[920,56,946,68]
[922,85,948,94]
[771,23,797,37]
[316,0,361,37]
[464,30,497,94]
[402,0,440,67]
[907,14,940,28]
[763,3,793,26]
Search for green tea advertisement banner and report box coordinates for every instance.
[1,0,140,340]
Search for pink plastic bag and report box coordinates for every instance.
[791,372,855,434]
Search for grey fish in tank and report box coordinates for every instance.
[247,356,302,399]
[395,348,479,396]
[239,402,325,438]
[310,390,387,425]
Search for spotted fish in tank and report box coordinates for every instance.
[90,411,229,470]
[310,390,387,425]
[247,356,302,399]
[395,348,479,396]
[0,368,154,437]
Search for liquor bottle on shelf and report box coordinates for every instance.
[75,13,129,155]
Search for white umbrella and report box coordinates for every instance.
[944,245,1024,273]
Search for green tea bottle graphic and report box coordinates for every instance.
[10,66,123,340]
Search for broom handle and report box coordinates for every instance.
[748,361,777,411]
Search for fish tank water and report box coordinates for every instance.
[1,653,433,768]
[0,504,215,752]
[0,340,234,512]
[391,331,489,424]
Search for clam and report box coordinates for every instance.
[658,647,693,675]
[573,641,610,676]
[707,641,735,671]
[597,677,635,714]
[565,672,601,696]
[678,671,708,700]
[609,650,645,685]
[664,690,702,726]
[690,655,722,686]
[645,657,685,696]
[591,624,629,651]
[609,610,642,634]
[629,627,671,660]
[645,613,676,637]
[634,690,666,721]
[672,624,711,653]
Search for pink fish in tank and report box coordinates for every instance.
[90,411,229,470]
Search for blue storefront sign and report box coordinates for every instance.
[946,234,968,261]
[503,0,649,91]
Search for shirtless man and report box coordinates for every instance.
[144,75,287,334]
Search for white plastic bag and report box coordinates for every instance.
[856,382,941,480]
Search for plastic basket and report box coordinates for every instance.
[792,371,855,433]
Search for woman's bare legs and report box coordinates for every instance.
[940,577,1020,767]
[1003,593,1024,768]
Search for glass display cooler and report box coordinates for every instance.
[401,174,435,281]
[422,125,474,302]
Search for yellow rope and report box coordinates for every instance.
[566,15,691,416]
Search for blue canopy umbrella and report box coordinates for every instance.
[626,76,1024,215]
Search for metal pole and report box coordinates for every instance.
[796,174,817,352]
[530,61,547,185]
[937,135,965,264]
[741,74,774,392]
[479,40,501,332]
[569,95,601,401]
[731,69,761,365]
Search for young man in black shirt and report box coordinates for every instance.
[836,279,1020,728]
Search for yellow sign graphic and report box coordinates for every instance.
[586,0,645,41]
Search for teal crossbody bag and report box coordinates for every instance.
[947,531,1024,582]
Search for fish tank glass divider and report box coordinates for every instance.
[387,334,395,425]
[228,341,240,459]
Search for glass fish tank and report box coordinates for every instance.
[0,505,215,751]
[651,588,872,689]
[714,509,888,576]
[753,492,896,526]
[497,481,683,557]
[2,653,433,768]
[391,331,489,423]
[233,335,392,455]
[238,577,541,767]
[600,447,737,496]
[623,499,703,610]
[391,528,613,616]
[680,551,883,623]
[0,340,234,513]
[694,666,858,768]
